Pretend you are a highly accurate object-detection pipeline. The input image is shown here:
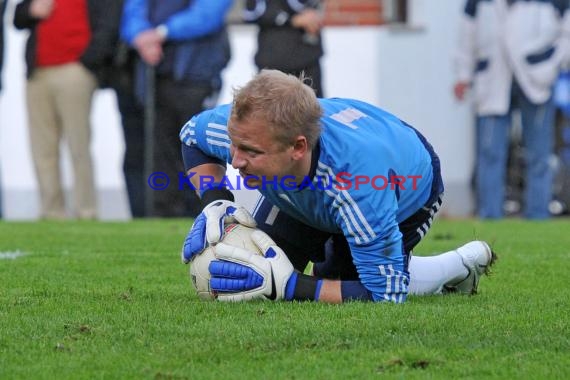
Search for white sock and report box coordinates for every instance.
[408,250,469,295]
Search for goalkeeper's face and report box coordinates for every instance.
[228,117,308,189]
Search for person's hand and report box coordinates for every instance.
[133,29,164,66]
[30,0,54,19]
[209,230,295,301]
[291,9,323,35]
[453,81,470,101]
[181,200,256,264]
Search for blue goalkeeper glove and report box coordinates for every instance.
[209,230,295,301]
[181,200,256,263]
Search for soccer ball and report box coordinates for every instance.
[189,223,263,300]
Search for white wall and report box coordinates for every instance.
[0,1,474,220]
[375,1,475,216]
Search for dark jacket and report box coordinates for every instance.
[13,0,122,87]
[245,0,324,71]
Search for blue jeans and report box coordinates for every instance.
[476,84,555,219]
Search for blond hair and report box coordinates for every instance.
[230,69,322,149]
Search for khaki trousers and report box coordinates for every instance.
[26,62,98,219]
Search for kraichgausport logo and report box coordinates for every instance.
[147,172,423,192]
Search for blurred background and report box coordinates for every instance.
[0,0,567,220]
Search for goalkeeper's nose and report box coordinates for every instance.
[230,147,247,170]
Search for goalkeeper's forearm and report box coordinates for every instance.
[186,163,234,207]
[286,273,373,303]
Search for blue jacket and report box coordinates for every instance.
[121,0,232,86]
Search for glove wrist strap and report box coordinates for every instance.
[200,183,234,208]
[284,272,323,301]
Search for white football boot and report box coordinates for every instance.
[444,241,497,295]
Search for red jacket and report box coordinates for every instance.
[14,0,122,86]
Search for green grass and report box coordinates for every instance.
[1,219,569,379]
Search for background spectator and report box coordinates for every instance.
[113,42,146,218]
[13,0,120,220]
[110,0,146,218]
[120,0,233,217]
[453,0,570,219]
[244,0,325,97]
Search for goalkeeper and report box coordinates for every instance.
[180,69,496,303]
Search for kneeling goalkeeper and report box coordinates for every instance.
[179,70,495,303]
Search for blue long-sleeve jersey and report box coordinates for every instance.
[180,98,440,302]
[120,0,232,44]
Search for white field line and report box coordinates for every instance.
[0,250,26,260]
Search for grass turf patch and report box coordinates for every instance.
[0,219,569,379]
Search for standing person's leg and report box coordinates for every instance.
[55,63,98,219]
[475,114,511,218]
[154,78,212,217]
[26,68,66,219]
[115,81,146,218]
[519,92,556,219]
[172,82,219,216]
[153,78,181,217]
